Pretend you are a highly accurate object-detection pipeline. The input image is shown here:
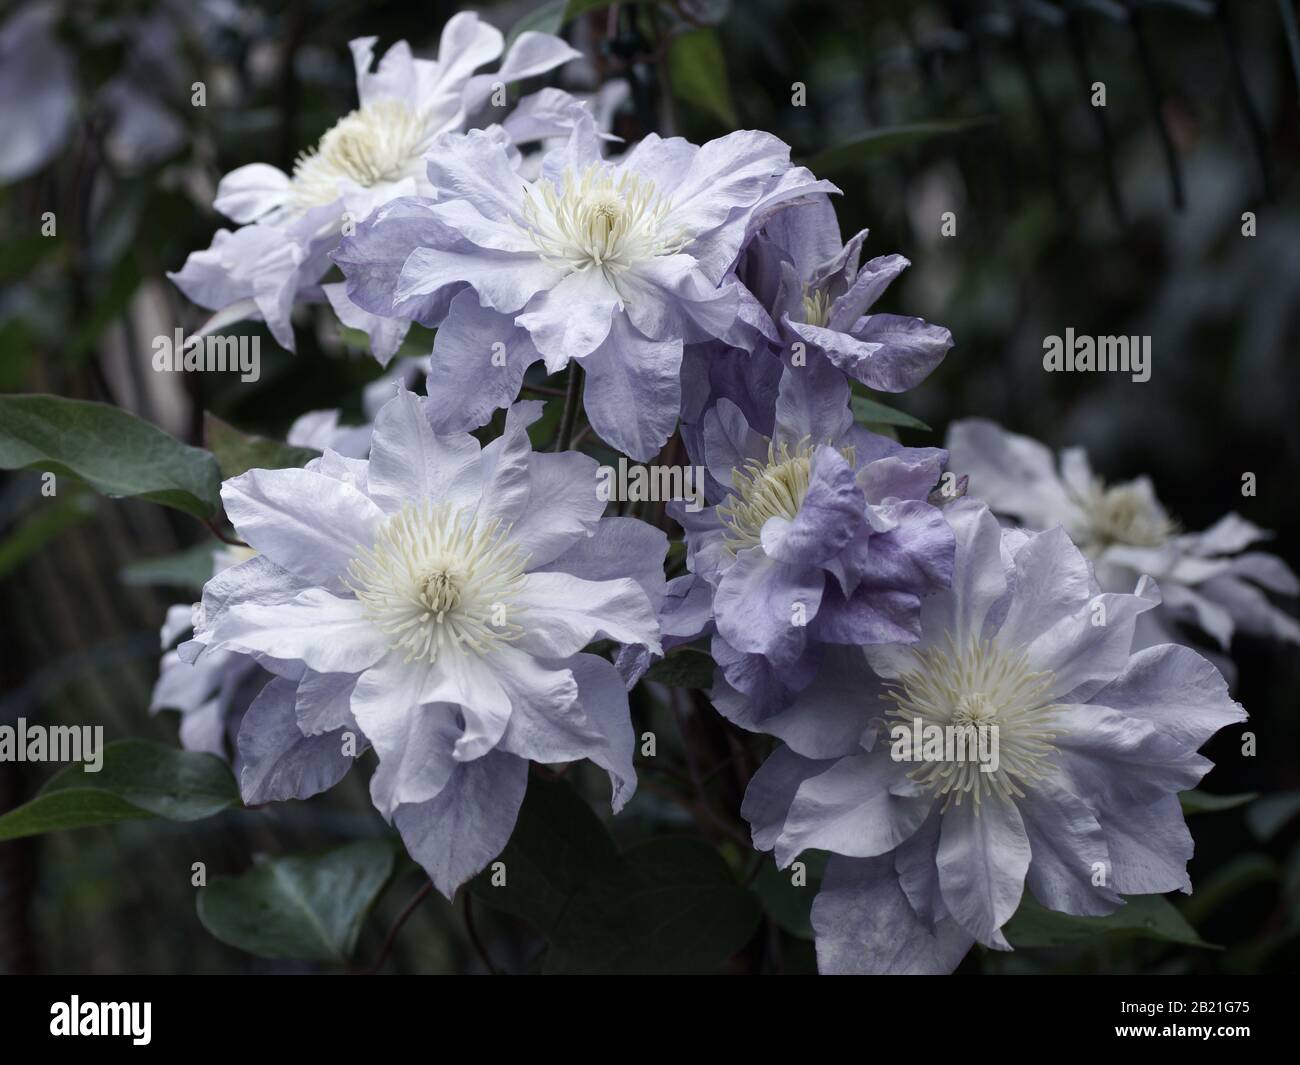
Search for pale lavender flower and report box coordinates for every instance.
[662,353,954,723]
[735,194,953,392]
[336,114,832,458]
[742,499,1245,973]
[187,388,664,895]
[946,419,1300,671]
[169,12,579,358]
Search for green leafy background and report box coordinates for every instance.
[1,0,1298,974]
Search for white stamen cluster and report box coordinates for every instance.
[801,287,832,328]
[348,501,527,663]
[717,439,856,555]
[885,634,1060,809]
[1072,477,1177,551]
[520,164,687,301]
[290,100,429,209]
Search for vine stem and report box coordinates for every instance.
[204,517,248,548]
[553,363,584,452]
[362,879,432,974]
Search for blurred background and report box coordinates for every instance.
[1,0,1297,974]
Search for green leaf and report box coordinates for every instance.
[544,837,761,973]
[197,840,397,963]
[669,29,738,127]
[203,412,319,480]
[642,648,716,688]
[804,118,993,175]
[1003,893,1214,949]
[751,851,828,939]
[119,543,216,593]
[850,393,931,431]
[507,0,568,47]
[469,775,621,932]
[1246,790,1300,842]
[1180,854,1280,927]
[0,394,221,519]
[1180,789,1259,815]
[0,740,240,841]
[474,779,759,973]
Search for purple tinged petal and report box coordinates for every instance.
[333,196,468,326]
[775,748,931,867]
[1020,778,1123,916]
[579,315,683,462]
[701,398,769,489]
[538,516,669,615]
[943,418,1074,528]
[427,292,541,433]
[1097,793,1194,895]
[214,589,391,675]
[511,572,662,659]
[714,644,881,759]
[393,749,528,899]
[366,386,483,513]
[220,468,386,590]
[323,282,410,366]
[918,498,1011,651]
[295,671,359,736]
[772,356,853,450]
[501,449,605,567]
[741,744,835,852]
[760,448,863,565]
[849,313,952,387]
[237,676,359,804]
[514,267,618,362]
[996,525,1096,651]
[936,795,1030,950]
[713,549,823,664]
[812,855,975,974]
[826,253,909,330]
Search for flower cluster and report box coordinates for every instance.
[155,10,1269,973]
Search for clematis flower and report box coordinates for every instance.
[335,114,833,459]
[189,388,664,895]
[169,12,580,359]
[151,546,265,759]
[741,498,1245,973]
[946,418,1300,671]
[151,407,375,758]
[661,353,954,724]
[734,194,953,392]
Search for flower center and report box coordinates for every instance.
[801,287,832,327]
[290,100,428,209]
[420,570,461,617]
[885,634,1060,809]
[347,502,527,663]
[717,441,814,554]
[717,439,856,555]
[1075,478,1177,552]
[520,164,687,299]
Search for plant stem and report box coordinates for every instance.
[554,363,584,452]
[363,879,432,974]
